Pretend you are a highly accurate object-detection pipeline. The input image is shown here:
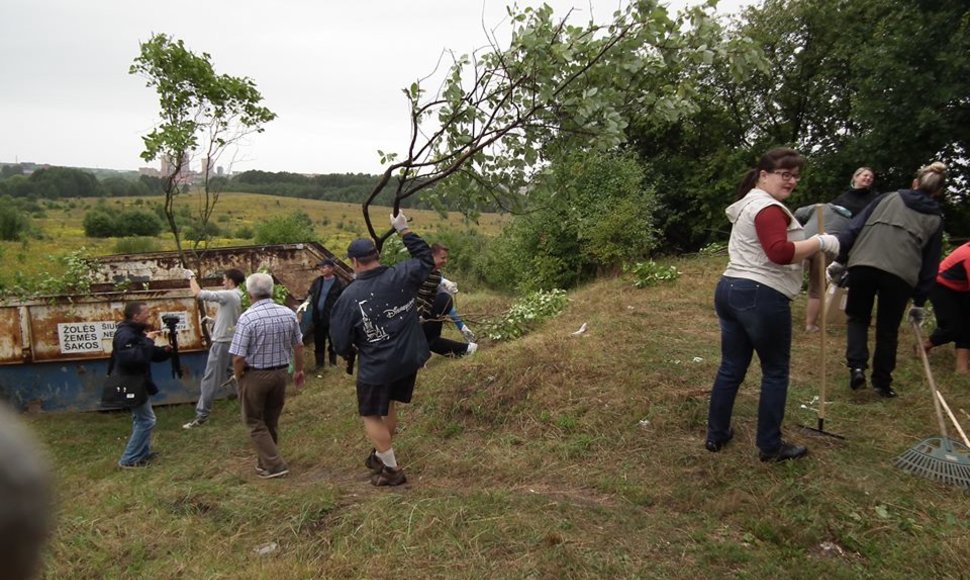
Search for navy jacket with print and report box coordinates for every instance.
[329,233,434,385]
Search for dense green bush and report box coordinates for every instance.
[476,149,656,291]
[253,210,316,244]
[183,220,222,242]
[82,210,116,237]
[113,236,161,254]
[83,208,164,238]
[0,197,30,241]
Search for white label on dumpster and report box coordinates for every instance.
[58,322,106,353]
[56,321,117,353]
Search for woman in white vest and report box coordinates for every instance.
[705,148,839,463]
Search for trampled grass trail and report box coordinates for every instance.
[29,254,970,577]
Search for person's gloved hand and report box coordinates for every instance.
[908,306,926,326]
[826,262,848,287]
[815,234,840,258]
[390,211,409,233]
[461,326,476,342]
[295,300,310,315]
[183,269,196,280]
[441,279,459,295]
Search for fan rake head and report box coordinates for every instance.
[894,437,970,489]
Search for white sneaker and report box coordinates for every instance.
[182,418,207,429]
[466,342,478,355]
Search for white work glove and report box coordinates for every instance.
[826,262,848,287]
[296,300,310,315]
[440,278,458,295]
[814,234,840,259]
[183,269,196,280]
[461,326,476,342]
[390,211,409,233]
[908,306,926,326]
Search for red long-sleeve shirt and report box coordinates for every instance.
[754,205,795,265]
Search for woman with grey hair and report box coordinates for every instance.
[829,162,948,398]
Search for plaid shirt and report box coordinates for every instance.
[229,299,302,369]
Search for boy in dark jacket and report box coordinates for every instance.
[330,211,433,486]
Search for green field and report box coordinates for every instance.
[1,191,507,283]
[24,253,970,577]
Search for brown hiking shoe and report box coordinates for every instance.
[371,465,406,487]
[364,449,385,473]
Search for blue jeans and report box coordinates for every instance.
[707,277,792,453]
[119,399,156,465]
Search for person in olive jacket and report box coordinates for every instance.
[830,162,948,398]
[113,301,171,468]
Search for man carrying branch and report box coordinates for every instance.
[330,211,434,487]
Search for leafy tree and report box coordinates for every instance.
[630,0,970,249]
[101,176,151,197]
[359,2,760,248]
[253,210,316,244]
[130,33,275,265]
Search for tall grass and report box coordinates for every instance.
[26,256,970,577]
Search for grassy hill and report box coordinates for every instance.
[27,254,970,577]
[1,191,507,283]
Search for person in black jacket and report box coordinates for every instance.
[306,259,345,370]
[114,301,171,468]
[330,211,433,486]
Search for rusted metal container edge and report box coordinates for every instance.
[0,242,340,413]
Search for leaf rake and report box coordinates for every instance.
[894,321,970,489]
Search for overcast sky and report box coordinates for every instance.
[0,0,751,175]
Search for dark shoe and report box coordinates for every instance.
[144,451,160,462]
[371,465,407,486]
[849,368,866,390]
[118,460,149,469]
[705,428,734,452]
[759,441,808,463]
[364,449,385,473]
[873,386,897,398]
[258,466,290,479]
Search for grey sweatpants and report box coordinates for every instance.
[195,341,233,419]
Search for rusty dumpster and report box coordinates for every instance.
[0,242,350,412]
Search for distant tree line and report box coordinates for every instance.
[0,165,470,210]
[0,166,164,198]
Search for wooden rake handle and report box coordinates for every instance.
[912,320,951,441]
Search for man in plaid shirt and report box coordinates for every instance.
[229,272,305,479]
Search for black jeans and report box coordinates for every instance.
[845,266,913,389]
[422,292,468,357]
[929,282,970,349]
[313,323,337,367]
